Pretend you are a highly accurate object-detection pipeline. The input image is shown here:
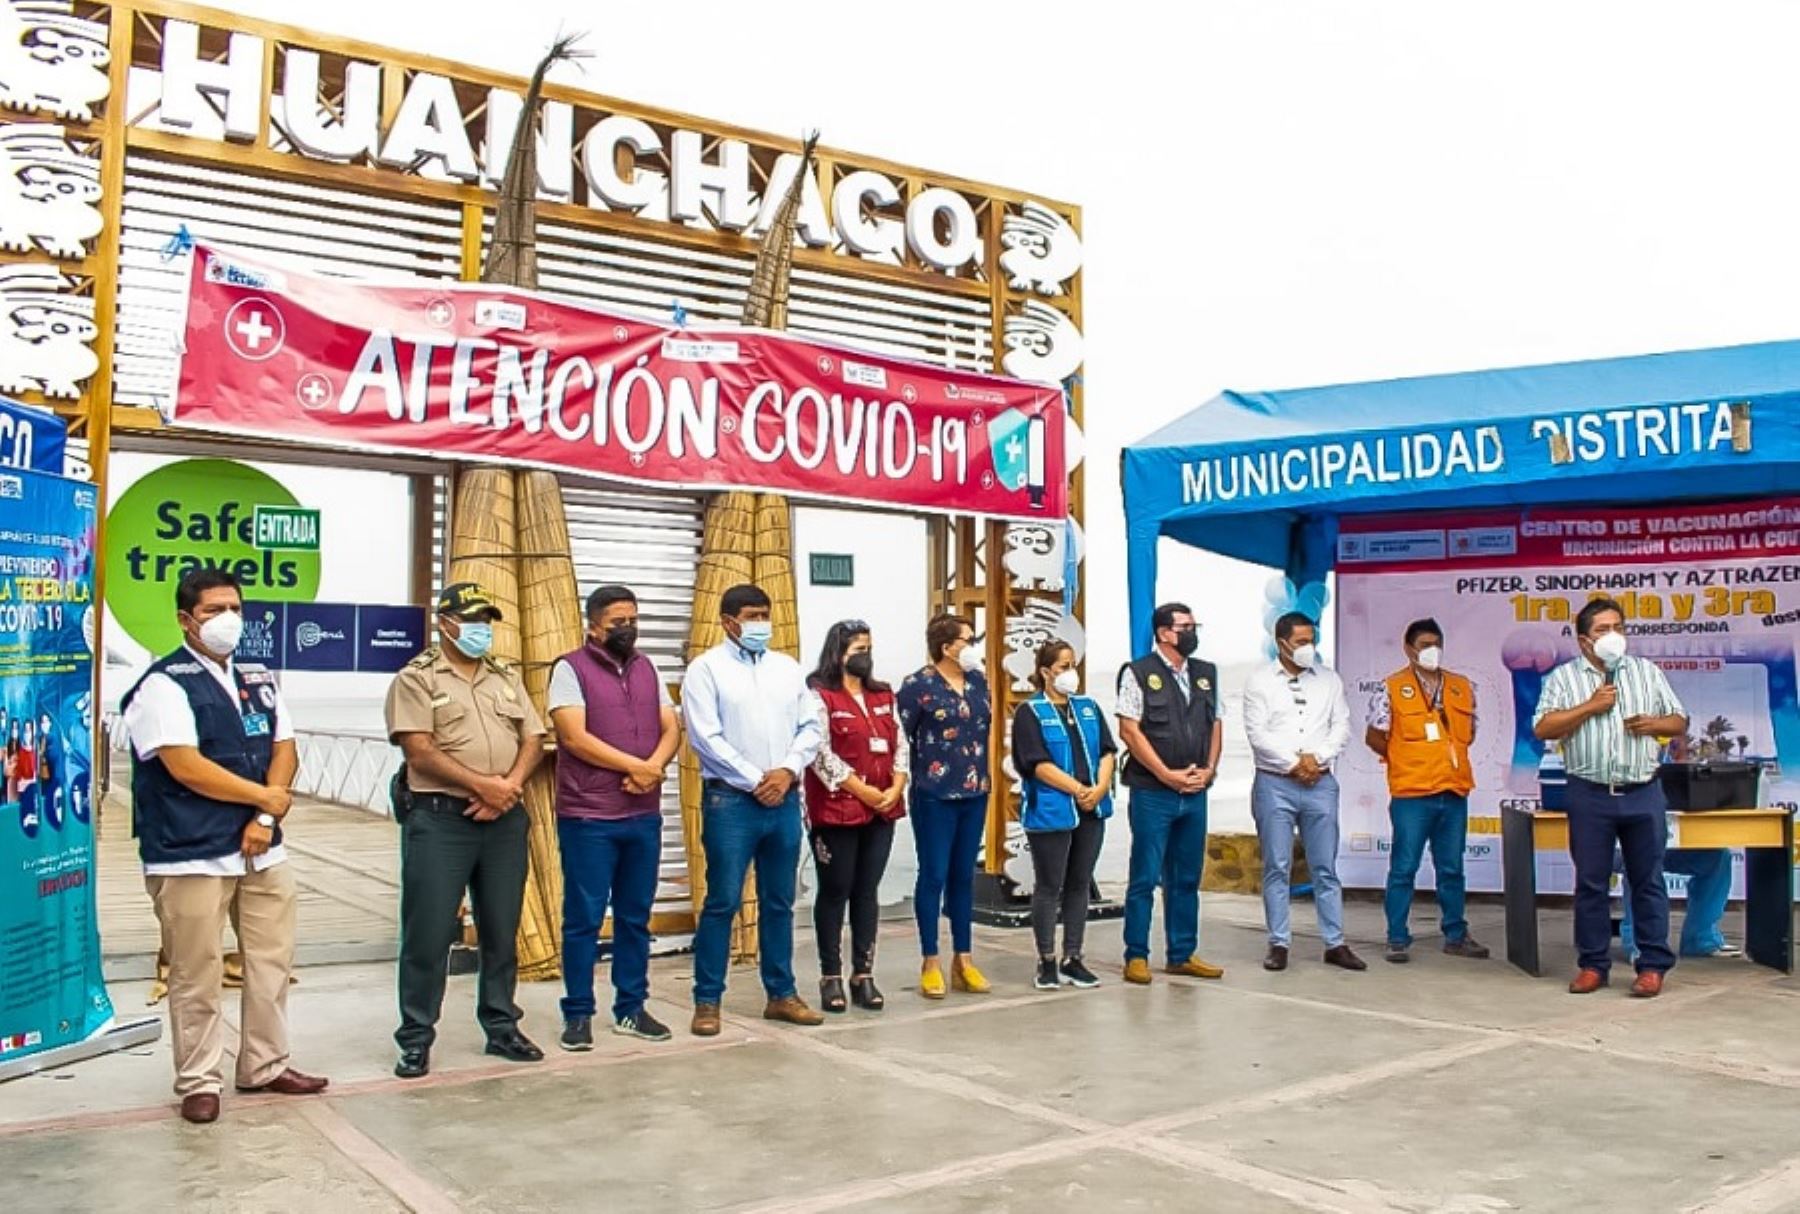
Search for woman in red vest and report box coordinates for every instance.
[805,620,908,1013]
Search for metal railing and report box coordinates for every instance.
[293,730,398,817]
[101,717,397,817]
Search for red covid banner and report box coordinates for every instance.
[173,246,1067,521]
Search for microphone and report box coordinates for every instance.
[1603,667,1615,687]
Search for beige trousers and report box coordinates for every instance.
[146,863,296,1096]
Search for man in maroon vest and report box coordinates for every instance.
[548,585,681,1049]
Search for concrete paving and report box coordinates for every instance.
[3,892,1798,1213]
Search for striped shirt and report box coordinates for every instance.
[1532,654,1685,785]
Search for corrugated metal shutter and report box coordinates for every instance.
[520,218,994,369]
[557,478,705,921]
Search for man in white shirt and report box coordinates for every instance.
[1241,611,1365,973]
[683,583,825,1036]
[120,569,327,1125]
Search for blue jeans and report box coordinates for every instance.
[1123,787,1209,963]
[557,813,662,1022]
[911,792,986,957]
[1383,793,1470,947]
[1251,772,1344,948]
[692,784,802,1005]
[1566,776,1674,976]
[1622,847,1731,958]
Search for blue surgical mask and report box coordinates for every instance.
[452,621,494,659]
[737,621,773,654]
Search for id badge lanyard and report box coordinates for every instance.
[1415,672,1455,770]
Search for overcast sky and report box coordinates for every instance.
[206,0,1800,672]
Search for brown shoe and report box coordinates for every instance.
[236,1068,329,1096]
[1567,968,1609,994]
[1629,970,1665,999]
[1323,945,1367,972]
[691,1003,722,1037]
[179,1093,220,1125]
[1442,936,1491,960]
[763,995,825,1026]
[1263,945,1289,972]
[1166,956,1225,980]
[1122,958,1153,985]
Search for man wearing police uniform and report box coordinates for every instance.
[1365,618,1490,964]
[121,568,328,1125]
[1116,601,1226,984]
[385,582,547,1078]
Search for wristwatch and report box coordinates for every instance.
[255,812,277,828]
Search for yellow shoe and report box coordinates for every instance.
[951,960,991,994]
[920,966,947,1000]
[1166,956,1225,980]
[1123,958,1154,985]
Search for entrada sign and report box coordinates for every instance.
[135,19,986,274]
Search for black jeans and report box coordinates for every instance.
[1029,813,1106,959]
[810,818,896,976]
[395,798,530,1051]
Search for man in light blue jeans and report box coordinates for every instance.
[1241,612,1365,972]
[1251,772,1347,959]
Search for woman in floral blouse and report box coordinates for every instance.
[896,613,993,998]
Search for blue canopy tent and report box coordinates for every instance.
[1121,340,1800,653]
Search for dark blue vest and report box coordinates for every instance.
[122,650,281,865]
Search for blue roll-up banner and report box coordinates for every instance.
[0,397,68,476]
[0,467,114,1063]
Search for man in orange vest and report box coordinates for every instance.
[1364,618,1490,964]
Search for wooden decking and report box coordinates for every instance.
[96,787,400,979]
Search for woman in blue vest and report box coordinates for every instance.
[805,620,908,1013]
[1011,639,1116,991]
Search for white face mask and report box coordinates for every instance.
[956,644,983,673]
[1052,669,1081,697]
[1592,631,1627,668]
[1288,642,1318,669]
[1415,646,1442,672]
[197,610,244,657]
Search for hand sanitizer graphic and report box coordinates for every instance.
[987,409,1049,510]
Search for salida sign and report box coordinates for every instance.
[104,459,323,654]
[172,247,1067,521]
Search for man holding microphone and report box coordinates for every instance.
[1533,598,1687,997]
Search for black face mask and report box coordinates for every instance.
[844,652,874,681]
[600,624,638,658]
[1170,629,1199,659]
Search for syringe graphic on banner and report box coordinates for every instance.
[987,408,1050,510]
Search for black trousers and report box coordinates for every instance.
[396,799,530,1051]
[1030,813,1107,959]
[1566,776,1675,976]
[810,818,896,976]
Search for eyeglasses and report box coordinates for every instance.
[839,619,869,633]
[1285,676,1308,707]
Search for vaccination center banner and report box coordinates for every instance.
[1333,496,1800,895]
[0,466,112,1063]
[173,245,1068,522]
